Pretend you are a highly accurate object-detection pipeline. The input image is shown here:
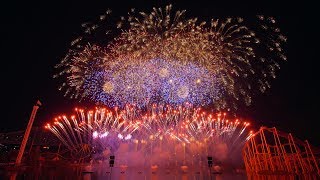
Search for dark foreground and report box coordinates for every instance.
[0,162,318,180]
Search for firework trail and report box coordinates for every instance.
[45,104,252,164]
[54,5,286,110]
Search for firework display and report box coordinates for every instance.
[47,4,288,167]
[81,58,223,108]
[45,104,252,164]
[54,5,286,110]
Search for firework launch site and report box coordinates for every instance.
[0,102,319,179]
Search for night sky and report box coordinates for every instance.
[1,1,319,146]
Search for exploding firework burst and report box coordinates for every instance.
[54,4,286,110]
[81,58,223,108]
[45,104,252,164]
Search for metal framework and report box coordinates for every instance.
[16,101,41,165]
[243,126,319,176]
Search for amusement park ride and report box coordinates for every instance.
[15,100,42,166]
[243,127,320,175]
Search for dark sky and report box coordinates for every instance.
[1,1,319,146]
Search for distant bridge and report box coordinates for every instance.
[0,127,60,146]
